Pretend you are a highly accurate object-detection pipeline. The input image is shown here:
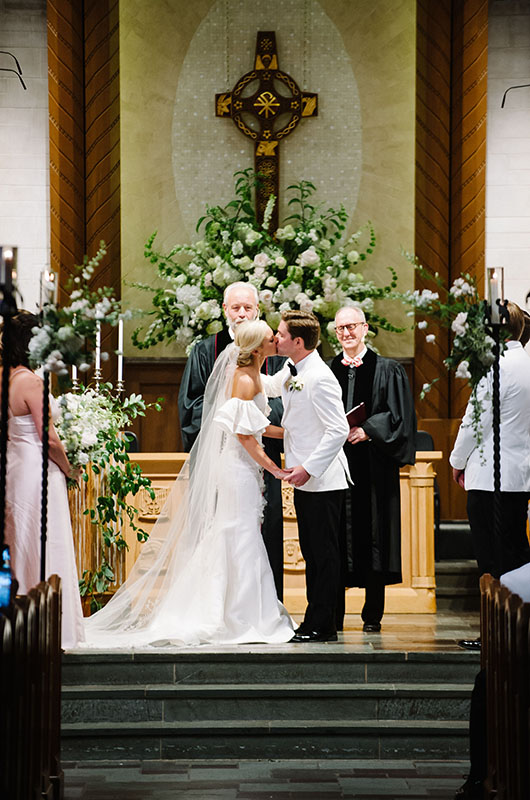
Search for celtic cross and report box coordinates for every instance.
[216,31,318,231]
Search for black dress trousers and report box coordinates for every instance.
[293,488,345,633]
[467,490,530,577]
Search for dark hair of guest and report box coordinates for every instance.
[1,310,39,368]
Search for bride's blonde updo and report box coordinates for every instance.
[234,320,271,367]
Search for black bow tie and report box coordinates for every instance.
[288,362,297,376]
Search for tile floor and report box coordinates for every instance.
[63,757,469,798]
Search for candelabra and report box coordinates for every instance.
[486,267,509,544]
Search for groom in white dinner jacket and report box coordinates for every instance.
[262,310,350,642]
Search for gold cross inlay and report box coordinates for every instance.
[254,91,280,117]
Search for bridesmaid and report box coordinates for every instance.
[1,311,84,648]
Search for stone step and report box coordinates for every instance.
[61,718,469,761]
[62,682,472,724]
[62,651,480,687]
[435,560,479,589]
[437,521,474,560]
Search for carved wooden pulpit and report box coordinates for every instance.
[216,31,318,229]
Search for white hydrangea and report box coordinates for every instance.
[176,284,202,308]
[455,360,471,380]
[451,311,468,336]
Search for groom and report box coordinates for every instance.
[264,310,350,642]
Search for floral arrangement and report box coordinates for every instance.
[132,170,403,353]
[57,383,162,609]
[401,260,509,445]
[28,243,126,377]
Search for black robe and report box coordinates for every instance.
[178,328,286,599]
[330,350,417,587]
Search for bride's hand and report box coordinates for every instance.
[274,467,292,480]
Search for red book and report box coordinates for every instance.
[346,401,367,429]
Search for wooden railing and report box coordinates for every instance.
[0,576,63,800]
[480,573,530,800]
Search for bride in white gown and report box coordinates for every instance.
[83,320,295,648]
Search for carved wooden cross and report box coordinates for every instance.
[216,31,318,231]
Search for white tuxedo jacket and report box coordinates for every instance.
[262,350,350,492]
[449,341,530,492]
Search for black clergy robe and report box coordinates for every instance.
[330,350,417,589]
[178,327,286,600]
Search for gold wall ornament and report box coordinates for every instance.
[215,30,318,230]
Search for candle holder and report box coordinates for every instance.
[115,378,124,395]
[0,246,18,292]
[487,266,504,324]
[39,268,58,308]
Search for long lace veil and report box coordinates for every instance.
[83,343,239,646]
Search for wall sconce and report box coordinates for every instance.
[40,268,58,307]
[0,246,18,292]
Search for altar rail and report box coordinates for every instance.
[0,576,63,800]
[70,451,440,614]
[481,573,530,800]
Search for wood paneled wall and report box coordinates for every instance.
[47,0,120,381]
[415,0,488,519]
[125,360,187,453]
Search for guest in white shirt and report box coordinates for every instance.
[450,301,530,579]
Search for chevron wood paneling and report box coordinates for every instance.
[415,0,452,421]
[415,0,487,421]
[415,0,487,519]
[47,0,120,381]
[449,0,488,419]
[47,1,85,303]
[83,0,121,378]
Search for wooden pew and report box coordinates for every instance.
[480,573,530,800]
[0,576,63,800]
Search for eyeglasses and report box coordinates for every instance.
[335,322,366,335]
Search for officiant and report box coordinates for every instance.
[178,281,286,600]
[329,306,417,632]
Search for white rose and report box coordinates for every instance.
[259,289,274,308]
[347,250,359,263]
[299,247,320,267]
[426,334,436,343]
[418,320,428,330]
[254,252,272,268]
[275,256,286,269]
[266,275,278,288]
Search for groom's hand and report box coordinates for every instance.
[286,465,311,487]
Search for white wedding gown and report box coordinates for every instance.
[82,386,294,649]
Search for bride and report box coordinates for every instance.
[83,320,295,648]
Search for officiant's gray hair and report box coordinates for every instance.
[235,320,271,367]
[335,305,366,323]
[223,282,259,305]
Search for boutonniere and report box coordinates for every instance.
[288,377,304,392]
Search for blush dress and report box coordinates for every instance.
[6,387,85,649]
